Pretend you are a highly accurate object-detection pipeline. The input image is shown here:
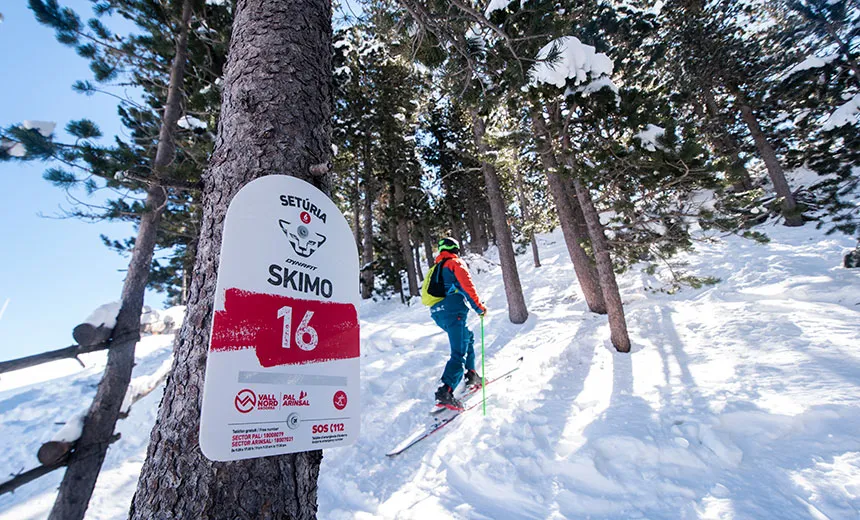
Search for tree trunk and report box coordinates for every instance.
[470,107,528,324]
[51,189,167,520]
[388,223,406,303]
[130,0,332,515]
[421,224,434,268]
[513,166,540,268]
[352,169,361,251]
[530,108,605,313]
[447,211,464,246]
[48,3,193,519]
[466,204,488,253]
[181,267,189,305]
[361,175,374,299]
[485,210,496,245]
[737,102,804,227]
[0,340,109,375]
[393,177,419,296]
[571,179,631,353]
[702,88,753,192]
[414,243,424,281]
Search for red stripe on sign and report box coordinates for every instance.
[211,288,359,368]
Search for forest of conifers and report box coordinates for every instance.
[2,0,858,352]
[1,0,858,518]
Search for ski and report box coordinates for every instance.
[386,358,522,458]
[430,356,523,414]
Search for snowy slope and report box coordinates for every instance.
[0,335,175,520]
[318,223,860,520]
[1,222,859,519]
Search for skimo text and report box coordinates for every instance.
[268,264,333,298]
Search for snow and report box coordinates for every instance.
[82,302,177,331]
[783,54,838,78]
[822,93,860,131]
[177,115,207,130]
[634,124,666,151]
[5,143,26,157]
[530,36,614,88]
[485,0,513,16]
[51,413,86,443]
[2,224,860,519]
[580,76,619,96]
[22,120,56,137]
[83,301,122,328]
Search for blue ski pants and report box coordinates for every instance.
[431,309,476,390]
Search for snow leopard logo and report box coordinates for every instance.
[279,219,327,258]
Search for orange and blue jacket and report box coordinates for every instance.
[431,251,486,314]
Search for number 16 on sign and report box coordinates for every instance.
[278,306,318,351]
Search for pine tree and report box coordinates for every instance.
[333,23,427,299]
[0,0,223,516]
[662,0,805,226]
[131,0,333,515]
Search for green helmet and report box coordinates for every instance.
[438,237,460,253]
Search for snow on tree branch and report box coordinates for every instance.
[634,124,666,152]
[529,36,614,88]
[822,93,860,131]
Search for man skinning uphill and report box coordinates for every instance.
[427,238,487,410]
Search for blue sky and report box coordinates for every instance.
[0,0,160,361]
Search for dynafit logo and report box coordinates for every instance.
[279,217,327,258]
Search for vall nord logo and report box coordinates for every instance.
[234,389,256,413]
[282,390,310,407]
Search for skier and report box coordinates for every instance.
[429,237,487,410]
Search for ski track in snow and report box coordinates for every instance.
[1,222,859,519]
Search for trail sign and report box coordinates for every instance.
[199,175,360,461]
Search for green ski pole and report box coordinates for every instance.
[481,314,486,416]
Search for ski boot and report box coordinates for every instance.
[464,370,482,389]
[435,385,464,411]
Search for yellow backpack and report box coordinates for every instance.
[421,259,449,306]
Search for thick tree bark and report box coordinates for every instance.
[131,0,332,516]
[571,179,631,353]
[393,177,419,296]
[361,176,374,299]
[470,107,528,324]
[737,102,803,226]
[48,3,193,519]
[702,88,753,192]
[530,109,606,313]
